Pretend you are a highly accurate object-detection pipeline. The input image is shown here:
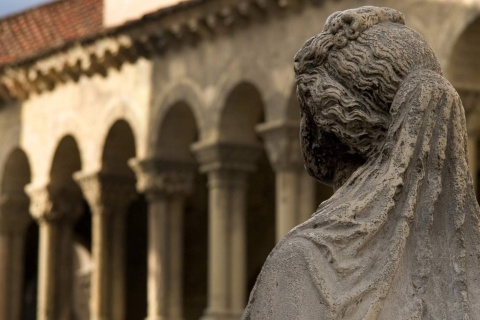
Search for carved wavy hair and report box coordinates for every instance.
[294,6,441,158]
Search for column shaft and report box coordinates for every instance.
[37,222,56,320]
[206,171,230,316]
[91,208,127,320]
[37,221,74,320]
[275,170,300,242]
[131,158,193,320]
[229,178,246,314]
[27,185,82,320]
[299,171,316,222]
[74,172,136,320]
[191,141,260,320]
[147,194,169,318]
[0,231,26,320]
[169,195,185,320]
[203,170,248,319]
[0,195,31,320]
[145,193,186,320]
[112,211,126,320]
[91,210,112,319]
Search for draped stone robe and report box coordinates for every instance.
[243,69,480,319]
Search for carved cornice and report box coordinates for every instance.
[0,193,31,233]
[191,141,262,173]
[0,0,318,102]
[73,171,137,215]
[256,120,304,171]
[129,158,195,196]
[25,184,83,224]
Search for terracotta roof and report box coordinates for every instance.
[0,0,103,65]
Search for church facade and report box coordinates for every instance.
[0,0,479,319]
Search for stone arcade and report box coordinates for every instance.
[1,0,480,319]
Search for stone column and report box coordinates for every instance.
[257,120,316,242]
[0,193,31,320]
[74,172,136,320]
[130,159,194,320]
[192,141,261,320]
[27,184,83,320]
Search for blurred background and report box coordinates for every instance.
[0,0,478,319]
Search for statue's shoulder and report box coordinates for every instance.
[244,233,329,318]
[264,232,318,271]
[402,69,457,94]
[395,69,460,109]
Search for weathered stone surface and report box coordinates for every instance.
[244,6,480,319]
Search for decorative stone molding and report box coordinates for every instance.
[73,171,137,215]
[0,193,31,233]
[25,184,83,223]
[129,158,195,197]
[256,120,303,171]
[191,141,262,173]
[0,0,318,102]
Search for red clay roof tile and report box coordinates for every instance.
[0,0,103,65]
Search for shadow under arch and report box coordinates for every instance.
[2,148,31,194]
[156,101,198,161]
[217,81,276,307]
[445,16,480,200]
[445,16,480,91]
[46,135,88,319]
[50,135,82,189]
[102,118,148,318]
[152,80,205,144]
[102,119,137,176]
[0,148,36,320]
[153,100,209,320]
[219,82,265,144]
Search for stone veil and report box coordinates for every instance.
[243,6,480,319]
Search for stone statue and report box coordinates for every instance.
[243,6,480,319]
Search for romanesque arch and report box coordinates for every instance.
[102,119,137,176]
[37,135,85,319]
[101,119,147,318]
[152,80,205,144]
[157,101,198,161]
[218,81,276,312]
[155,101,207,320]
[219,82,265,144]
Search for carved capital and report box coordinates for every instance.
[191,141,262,173]
[129,158,195,197]
[74,171,137,215]
[0,193,31,233]
[26,184,83,224]
[256,120,304,171]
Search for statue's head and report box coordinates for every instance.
[294,6,442,186]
